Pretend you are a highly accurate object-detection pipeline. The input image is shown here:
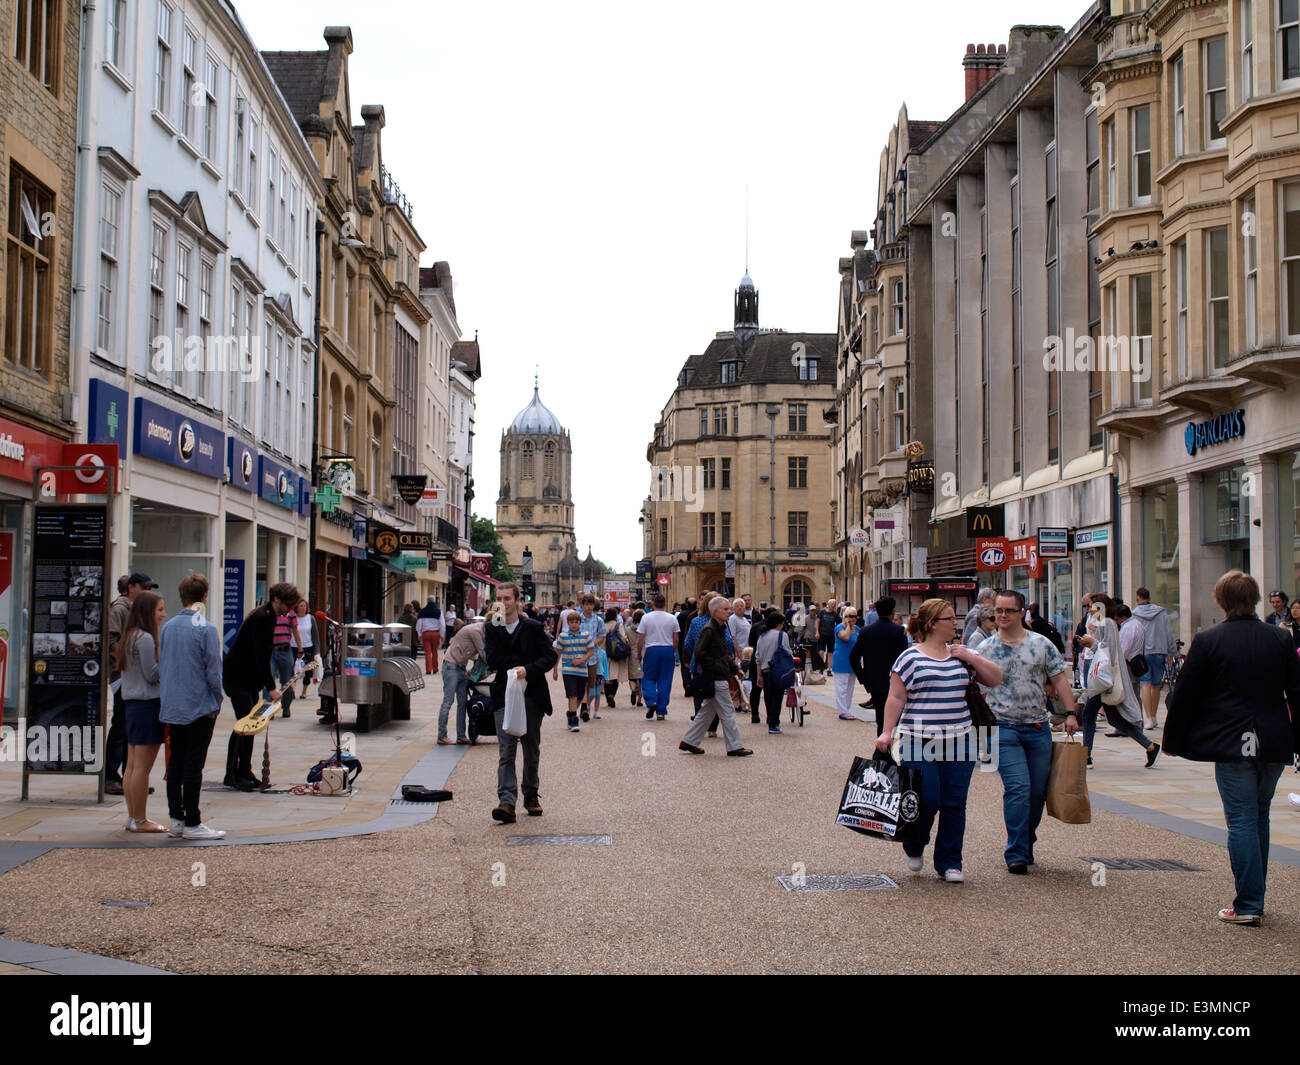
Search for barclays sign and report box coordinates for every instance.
[1185,409,1245,457]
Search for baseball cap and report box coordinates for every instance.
[127,572,157,589]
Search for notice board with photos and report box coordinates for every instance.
[26,504,111,777]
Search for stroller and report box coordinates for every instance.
[466,667,497,743]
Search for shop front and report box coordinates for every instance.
[0,414,79,723]
[1122,394,1300,640]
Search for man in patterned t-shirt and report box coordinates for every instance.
[974,589,1078,874]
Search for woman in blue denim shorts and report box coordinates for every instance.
[117,591,167,832]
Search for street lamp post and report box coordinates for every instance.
[765,403,780,605]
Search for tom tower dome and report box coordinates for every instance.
[497,380,581,603]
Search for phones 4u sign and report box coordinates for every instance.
[25,468,115,800]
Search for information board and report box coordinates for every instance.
[26,505,110,773]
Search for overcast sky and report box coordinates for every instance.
[241,0,1088,571]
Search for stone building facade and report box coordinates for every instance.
[646,275,836,610]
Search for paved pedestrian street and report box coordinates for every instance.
[0,674,1296,975]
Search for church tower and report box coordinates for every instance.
[497,378,578,604]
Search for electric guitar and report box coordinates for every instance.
[232,659,320,736]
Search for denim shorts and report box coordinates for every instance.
[1141,652,1166,685]
[125,698,165,745]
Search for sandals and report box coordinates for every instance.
[125,818,166,833]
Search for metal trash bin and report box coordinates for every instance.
[338,621,383,705]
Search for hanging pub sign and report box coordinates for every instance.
[906,460,935,492]
[369,522,400,557]
[26,504,111,776]
[393,474,427,506]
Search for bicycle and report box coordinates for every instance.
[1162,640,1186,692]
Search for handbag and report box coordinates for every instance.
[1127,656,1147,681]
[965,667,997,729]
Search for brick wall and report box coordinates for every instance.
[0,0,79,436]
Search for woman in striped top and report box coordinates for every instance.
[876,598,1002,882]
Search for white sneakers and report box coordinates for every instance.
[168,819,184,838]
[942,869,965,883]
[1288,793,1300,810]
[907,857,923,872]
[181,823,227,840]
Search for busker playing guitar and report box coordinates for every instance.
[223,582,299,790]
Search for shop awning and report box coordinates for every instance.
[454,562,501,586]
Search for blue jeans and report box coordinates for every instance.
[438,662,469,740]
[996,721,1053,864]
[901,732,977,874]
[641,646,675,713]
[267,647,296,715]
[1214,760,1285,915]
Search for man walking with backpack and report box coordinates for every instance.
[755,610,795,734]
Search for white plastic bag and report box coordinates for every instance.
[502,670,528,737]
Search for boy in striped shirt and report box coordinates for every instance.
[552,611,594,733]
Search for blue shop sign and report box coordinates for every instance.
[258,455,298,510]
[1185,409,1245,457]
[227,439,255,493]
[88,378,129,447]
[132,397,224,478]
[298,476,311,516]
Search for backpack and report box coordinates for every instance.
[607,624,630,661]
[770,639,797,689]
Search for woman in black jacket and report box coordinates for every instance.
[1164,570,1300,926]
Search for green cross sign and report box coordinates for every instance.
[313,484,343,513]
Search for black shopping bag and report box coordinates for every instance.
[835,751,922,842]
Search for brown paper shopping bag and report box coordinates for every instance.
[1045,735,1091,824]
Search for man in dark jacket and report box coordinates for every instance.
[484,582,557,824]
[222,582,298,789]
[678,595,752,757]
[1165,570,1300,925]
[849,596,909,733]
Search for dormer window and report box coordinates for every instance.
[720,359,740,384]
[677,369,688,387]
[797,358,819,382]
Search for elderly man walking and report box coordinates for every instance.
[678,596,753,757]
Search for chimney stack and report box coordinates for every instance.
[963,42,1007,100]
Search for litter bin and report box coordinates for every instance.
[338,621,383,706]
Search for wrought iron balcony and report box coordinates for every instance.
[381,164,414,222]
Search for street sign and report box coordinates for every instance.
[656,574,670,587]
[724,555,736,578]
[848,527,869,547]
[1037,527,1070,559]
[975,537,1010,571]
[965,506,1004,539]
[417,488,441,510]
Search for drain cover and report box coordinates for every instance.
[101,899,150,908]
[1079,857,1206,872]
[777,873,899,892]
[506,834,612,846]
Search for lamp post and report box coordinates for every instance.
[764,402,780,602]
